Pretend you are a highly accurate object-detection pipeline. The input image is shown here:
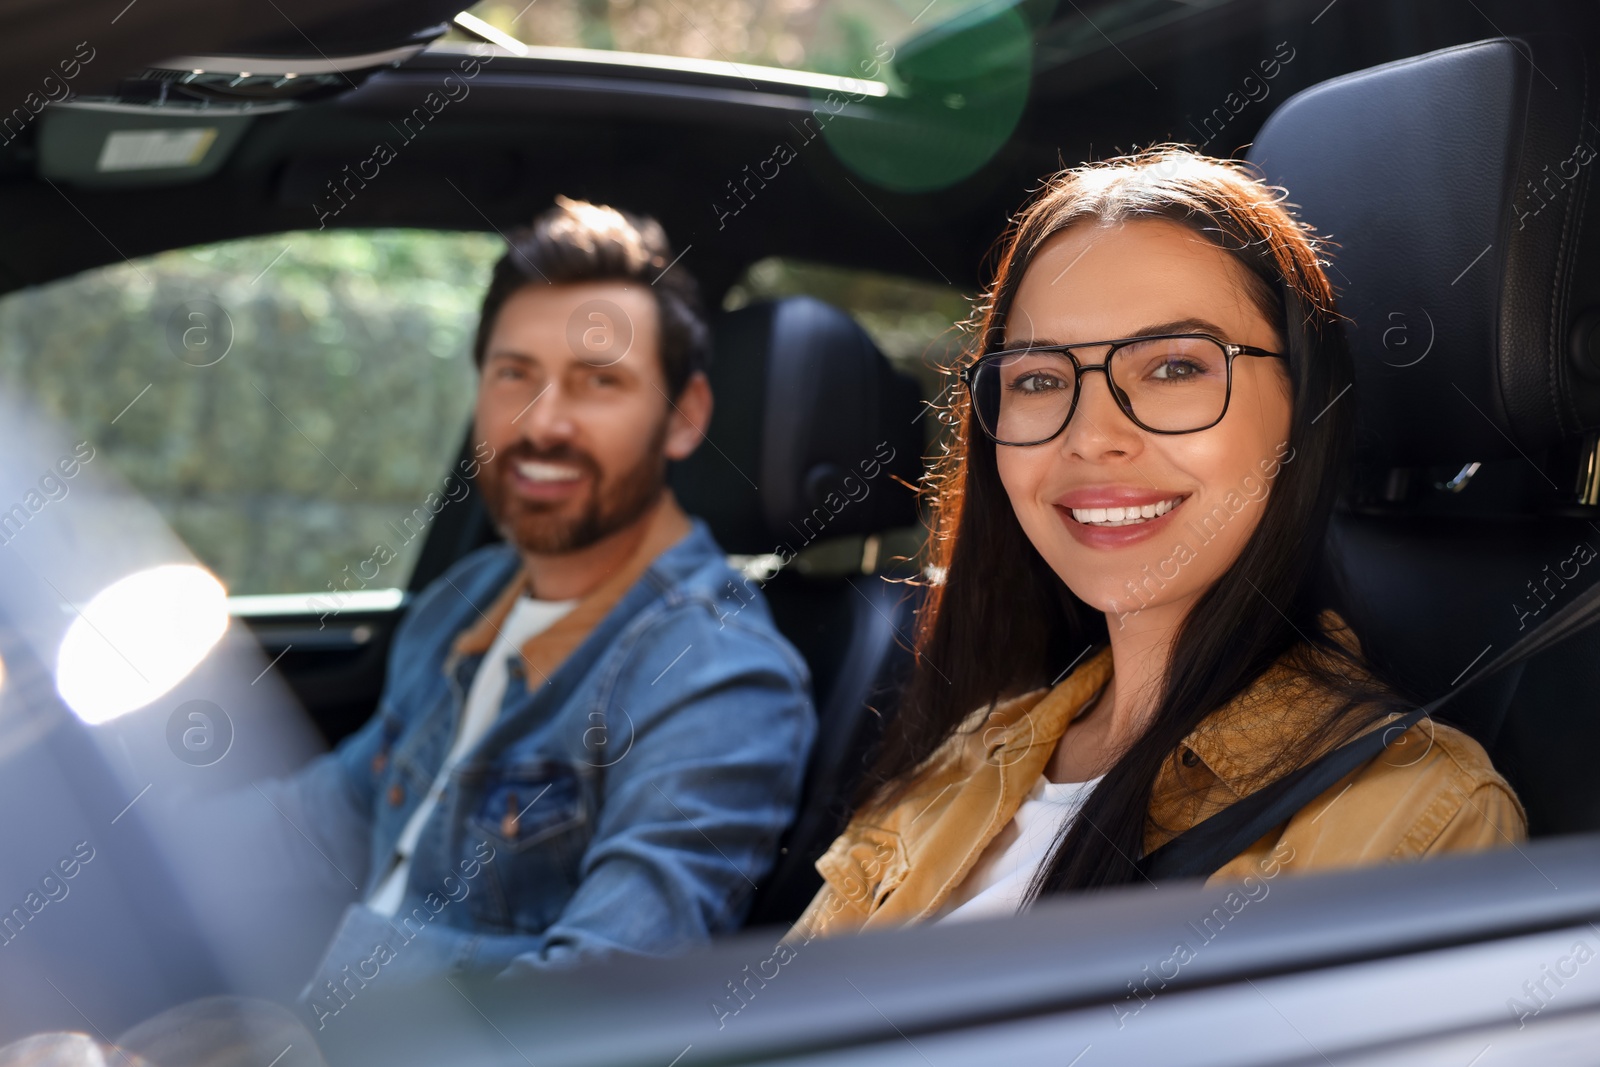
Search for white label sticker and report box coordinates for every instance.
[96,128,219,172]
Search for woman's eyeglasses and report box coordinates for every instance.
[958,332,1286,446]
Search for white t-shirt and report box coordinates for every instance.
[935,772,1104,924]
[367,594,576,916]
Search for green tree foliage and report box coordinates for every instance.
[0,234,965,598]
[0,230,501,596]
[465,0,994,77]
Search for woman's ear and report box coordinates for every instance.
[664,370,713,461]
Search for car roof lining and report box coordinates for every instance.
[0,0,1585,300]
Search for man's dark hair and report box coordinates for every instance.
[472,196,710,397]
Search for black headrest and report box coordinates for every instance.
[670,296,925,556]
[1248,36,1600,468]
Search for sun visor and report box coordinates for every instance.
[37,105,253,188]
[34,31,443,189]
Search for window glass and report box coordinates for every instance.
[460,0,1246,79]
[0,229,503,599]
[461,0,986,76]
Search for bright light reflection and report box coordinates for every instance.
[55,564,229,725]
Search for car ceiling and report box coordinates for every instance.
[0,0,1594,302]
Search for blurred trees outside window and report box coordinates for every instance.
[0,230,502,597]
[0,238,972,599]
[462,0,994,76]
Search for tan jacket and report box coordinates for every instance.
[789,633,1526,941]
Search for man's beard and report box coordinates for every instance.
[478,421,669,556]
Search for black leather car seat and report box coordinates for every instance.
[1248,34,1600,834]
[670,295,927,926]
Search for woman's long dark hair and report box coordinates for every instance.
[855,147,1411,895]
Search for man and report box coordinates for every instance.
[255,197,813,1015]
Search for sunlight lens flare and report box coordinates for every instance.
[54,564,229,725]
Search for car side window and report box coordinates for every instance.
[0,229,502,601]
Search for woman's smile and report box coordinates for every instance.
[1067,497,1183,526]
[1054,486,1190,549]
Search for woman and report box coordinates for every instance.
[789,148,1524,940]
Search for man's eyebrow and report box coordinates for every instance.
[1013,317,1234,347]
[573,354,637,370]
[484,349,536,365]
[484,349,639,373]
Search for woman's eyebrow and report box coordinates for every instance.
[1132,316,1233,338]
[1011,316,1233,347]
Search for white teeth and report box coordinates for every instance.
[1070,496,1182,527]
[516,460,582,483]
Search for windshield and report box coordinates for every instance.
[456,0,1244,76]
[456,0,1079,75]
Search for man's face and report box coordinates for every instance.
[474,281,704,555]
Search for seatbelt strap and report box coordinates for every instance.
[1136,575,1600,881]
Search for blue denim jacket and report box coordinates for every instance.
[257,515,813,1004]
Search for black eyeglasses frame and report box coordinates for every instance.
[957,332,1287,446]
